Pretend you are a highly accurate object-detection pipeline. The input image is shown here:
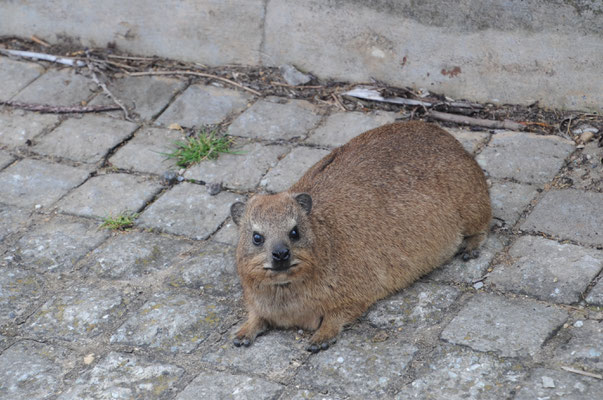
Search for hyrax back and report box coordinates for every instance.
[231,121,491,352]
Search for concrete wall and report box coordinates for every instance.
[1,0,601,111]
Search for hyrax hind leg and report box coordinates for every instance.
[460,230,488,261]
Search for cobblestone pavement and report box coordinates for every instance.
[1,55,602,400]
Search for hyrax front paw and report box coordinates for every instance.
[232,314,267,348]
[233,337,252,347]
[461,249,480,261]
[306,337,337,353]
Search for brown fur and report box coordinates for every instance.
[231,121,491,349]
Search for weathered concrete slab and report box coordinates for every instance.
[446,128,491,154]
[514,368,603,400]
[0,150,14,170]
[58,173,162,218]
[138,182,241,240]
[0,110,59,148]
[156,84,252,128]
[586,279,603,306]
[441,293,568,357]
[227,99,322,141]
[0,204,29,243]
[487,236,603,304]
[0,267,44,326]
[555,320,603,372]
[13,68,94,106]
[279,389,342,400]
[0,56,44,101]
[305,111,396,148]
[563,140,603,192]
[476,132,575,184]
[0,340,76,400]
[184,142,289,190]
[33,115,138,163]
[260,146,330,193]
[0,159,90,208]
[212,218,239,246]
[109,126,183,175]
[489,181,539,226]
[521,189,603,245]
[58,351,184,400]
[88,75,186,120]
[176,370,283,400]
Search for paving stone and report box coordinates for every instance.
[489,181,539,226]
[446,128,491,154]
[109,126,183,174]
[138,182,241,240]
[33,115,138,163]
[280,389,344,400]
[0,204,29,243]
[110,291,231,353]
[228,99,322,140]
[0,340,76,400]
[441,293,568,357]
[7,216,109,274]
[156,84,251,128]
[555,320,603,372]
[514,367,603,400]
[521,189,603,246]
[0,267,44,326]
[166,241,240,298]
[175,369,283,400]
[26,285,133,341]
[0,109,59,148]
[13,68,94,106]
[427,235,505,283]
[295,331,418,397]
[212,218,239,246]
[476,131,575,184]
[81,231,192,280]
[88,75,186,120]
[0,149,14,170]
[0,159,90,208]
[260,146,330,193]
[487,236,603,304]
[365,282,461,333]
[586,279,603,306]
[305,111,396,147]
[563,140,603,192]
[58,351,184,400]
[395,345,525,400]
[184,142,289,190]
[0,56,44,101]
[58,173,162,218]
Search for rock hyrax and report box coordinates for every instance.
[230,121,491,352]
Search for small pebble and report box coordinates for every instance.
[279,64,312,86]
[206,182,222,196]
[541,376,555,388]
[473,281,484,290]
[34,204,42,209]
[162,171,178,185]
[574,320,583,328]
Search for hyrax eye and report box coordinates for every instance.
[289,226,300,240]
[252,232,264,246]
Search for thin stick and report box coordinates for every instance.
[560,366,602,380]
[0,49,85,67]
[30,35,50,47]
[106,54,158,61]
[128,70,261,96]
[86,51,132,120]
[331,93,347,111]
[271,82,324,89]
[1,101,121,113]
[428,110,526,131]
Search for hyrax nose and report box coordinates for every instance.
[272,246,290,262]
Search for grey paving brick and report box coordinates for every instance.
[184,142,289,190]
[489,181,539,226]
[487,236,603,304]
[33,115,138,163]
[365,282,461,332]
[88,75,186,120]
[228,99,322,140]
[0,340,76,400]
[0,56,44,101]
[563,140,603,192]
[110,291,231,353]
[0,109,59,148]
[156,84,251,128]
[555,320,603,372]
[0,267,44,326]
[58,173,162,218]
[514,368,603,400]
[58,351,184,400]
[81,231,192,280]
[212,218,239,246]
[446,128,491,154]
[476,132,575,184]
[441,293,568,357]
[395,345,525,400]
[427,235,505,283]
[280,389,343,400]
[521,189,603,245]
[260,146,330,193]
[0,204,29,243]
[7,216,109,274]
[295,331,418,397]
[13,68,94,106]
[305,111,396,148]
[0,159,90,208]
[586,279,603,306]
[138,182,241,240]
[109,126,183,174]
[0,150,14,170]
[26,285,133,341]
[175,369,283,400]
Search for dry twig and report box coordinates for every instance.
[428,110,526,131]
[0,49,85,67]
[560,366,603,380]
[86,50,132,120]
[30,35,50,47]
[1,101,121,113]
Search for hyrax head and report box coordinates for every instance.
[231,192,314,277]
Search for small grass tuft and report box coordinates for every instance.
[162,128,236,168]
[100,211,139,231]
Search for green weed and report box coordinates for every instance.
[163,128,236,168]
[100,211,139,231]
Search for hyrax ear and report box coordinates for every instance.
[230,201,246,226]
[294,193,312,215]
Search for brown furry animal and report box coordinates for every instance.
[230,121,491,352]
